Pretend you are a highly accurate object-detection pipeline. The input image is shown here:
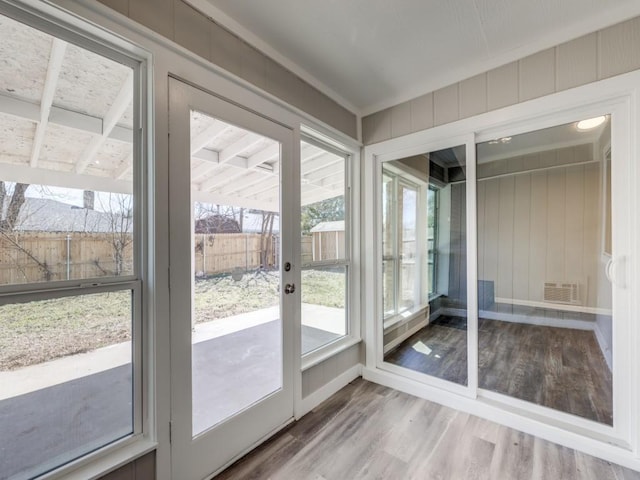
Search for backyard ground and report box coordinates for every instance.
[0,269,345,370]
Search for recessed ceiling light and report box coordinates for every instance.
[576,116,606,131]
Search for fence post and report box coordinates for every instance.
[66,234,71,280]
[202,233,206,275]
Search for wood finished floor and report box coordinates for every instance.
[385,317,613,425]
[217,379,639,480]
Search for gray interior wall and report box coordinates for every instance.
[445,183,467,308]
[477,162,604,309]
[97,0,357,138]
[362,16,640,144]
[302,343,361,398]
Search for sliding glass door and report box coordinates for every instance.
[375,104,632,443]
[476,115,618,426]
[380,147,470,388]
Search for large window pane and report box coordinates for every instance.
[189,111,283,435]
[0,14,135,286]
[0,10,141,479]
[383,148,468,386]
[301,265,346,354]
[0,290,133,479]
[477,116,613,424]
[300,139,348,354]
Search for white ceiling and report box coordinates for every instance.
[198,0,640,115]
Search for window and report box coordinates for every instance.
[0,8,143,479]
[381,160,430,323]
[300,135,350,355]
[427,185,439,297]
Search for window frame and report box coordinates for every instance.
[300,130,360,369]
[427,184,439,299]
[0,2,152,479]
[380,163,430,330]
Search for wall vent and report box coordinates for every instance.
[543,282,580,305]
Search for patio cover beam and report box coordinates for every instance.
[75,70,134,174]
[30,38,67,168]
[0,93,133,143]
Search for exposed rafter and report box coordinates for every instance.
[192,189,278,213]
[219,133,264,164]
[75,70,134,174]
[30,38,67,168]
[246,143,279,169]
[1,162,131,195]
[0,93,132,142]
[217,169,277,196]
[113,152,133,180]
[191,121,230,155]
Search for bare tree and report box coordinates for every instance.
[96,192,133,276]
[0,182,29,231]
[0,181,53,281]
[259,210,276,270]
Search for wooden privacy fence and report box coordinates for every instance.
[0,232,333,285]
[193,233,278,276]
[0,232,134,284]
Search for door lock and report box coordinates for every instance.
[284,283,296,294]
[284,262,291,272]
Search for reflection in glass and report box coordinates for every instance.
[477,116,613,425]
[383,148,468,386]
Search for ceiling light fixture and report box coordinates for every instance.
[488,137,512,145]
[576,116,606,131]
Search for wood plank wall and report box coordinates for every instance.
[362,16,640,144]
[477,162,605,308]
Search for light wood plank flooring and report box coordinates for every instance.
[217,379,639,479]
[385,317,613,424]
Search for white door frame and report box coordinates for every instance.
[362,69,640,471]
[168,77,297,480]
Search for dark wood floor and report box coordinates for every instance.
[217,379,639,480]
[385,317,613,425]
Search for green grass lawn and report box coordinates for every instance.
[0,269,345,370]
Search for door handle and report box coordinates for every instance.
[284,283,296,294]
[605,257,614,283]
[606,256,627,289]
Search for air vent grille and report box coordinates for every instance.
[543,282,580,305]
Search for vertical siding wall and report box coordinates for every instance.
[362,16,640,144]
[97,0,357,138]
[477,163,605,309]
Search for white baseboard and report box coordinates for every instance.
[594,323,613,372]
[494,297,612,316]
[480,309,596,331]
[298,364,362,418]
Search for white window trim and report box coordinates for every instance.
[363,69,640,470]
[300,130,361,370]
[31,1,365,478]
[0,2,156,479]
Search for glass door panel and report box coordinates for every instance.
[382,147,468,386]
[169,79,294,480]
[476,116,613,425]
[190,111,283,435]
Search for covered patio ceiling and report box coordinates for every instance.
[0,14,344,213]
